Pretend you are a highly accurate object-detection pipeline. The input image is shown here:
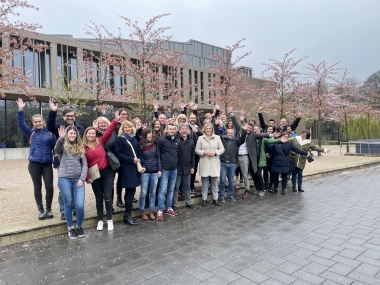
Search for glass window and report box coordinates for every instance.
[0,100,6,147]
[24,50,34,87]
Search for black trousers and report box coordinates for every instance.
[124,187,137,214]
[272,173,288,190]
[190,154,200,189]
[252,166,265,191]
[92,166,114,220]
[28,161,54,209]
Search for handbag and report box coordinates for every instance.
[100,142,120,170]
[88,164,101,181]
[124,138,144,173]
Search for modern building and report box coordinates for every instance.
[1,31,257,150]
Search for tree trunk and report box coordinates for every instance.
[317,113,322,156]
[344,112,349,152]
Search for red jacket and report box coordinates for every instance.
[85,119,118,180]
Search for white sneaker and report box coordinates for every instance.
[97,220,103,231]
[107,220,114,231]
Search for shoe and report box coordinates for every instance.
[112,207,115,214]
[149,210,155,220]
[77,226,84,237]
[252,190,258,195]
[46,208,53,219]
[124,214,138,225]
[201,200,207,206]
[264,182,268,190]
[164,208,177,217]
[133,198,138,203]
[272,188,278,194]
[107,220,114,231]
[228,196,236,202]
[240,178,243,183]
[233,185,239,196]
[68,228,77,239]
[117,196,125,207]
[220,197,225,203]
[186,204,194,209]
[172,206,178,213]
[242,190,249,199]
[191,191,196,197]
[293,185,297,192]
[140,210,148,220]
[213,200,220,206]
[73,211,76,216]
[156,210,163,221]
[38,206,45,220]
[61,213,66,220]
[258,191,265,197]
[97,220,104,231]
[298,186,304,192]
[281,189,286,195]
[235,180,240,187]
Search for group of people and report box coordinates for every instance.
[17,99,329,239]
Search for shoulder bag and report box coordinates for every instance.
[124,138,144,173]
[100,141,120,170]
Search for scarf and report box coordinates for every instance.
[140,138,156,153]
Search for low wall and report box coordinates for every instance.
[0,148,30,160]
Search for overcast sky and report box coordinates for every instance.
[14,0,380,81]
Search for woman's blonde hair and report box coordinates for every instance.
[31,114,46,128]
[202,122,214,134]
[82,127,99,148]
[132,117,141,126]
[175,114,187,125]
[96,116,111,126]
[63,125,85,157]
[118,120,136,136]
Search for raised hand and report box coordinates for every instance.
[153,102,159,111]
[92,119,98,129]
[239,109,246,121]
[227,106,233,113]
[114,111,120,121]
[180,102,185,110]
[258,106,263,113]
[49,98,58,112]
[298,110,304,117]
[273,131,281,138]
[193,103,198,110]
[142,123,147,129]
[58,125,66,139]
[16,98,26,110]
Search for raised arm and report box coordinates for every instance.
[258,106,267,130]
[290,110,303,131]
[16,99,33,137]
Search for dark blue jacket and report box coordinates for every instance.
[158,134,181,171]
[140,143,162,173]
[114,135,143,188]
[220,130,247,164]
[268,142,307,174]
[47,110,85,138]
[177,135,195,175]
[17,110,56,164]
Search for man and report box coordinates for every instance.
[47,99,85,220]
[188,112,203,195]
[277,111,303,132]
[153,103,167,127]
[220,114,227,126]
[237,122,254,198]
[219,127,247,202]
[258,106,276,131]
[157,124,182,221]
[252,125,268,197]
[172,124,195,210]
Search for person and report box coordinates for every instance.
[139,128,162,220]
[151,119,165,139]
[172,124,195,210]
[16,98,56,220]
[277,111,303,133]
[262,126,276,190]
[55,125,88,239]
[195,123,225,206]
[258,106,276,131]
[156,124,181,221]
[286,126,297,137]
[267,132,309,195]
[219,127,247,202]
[0,141,5,148]
[153,103,167,128]
[83,112,119,231]
[47,99,84,220]
[174,113,187,126]
[289,130,330,192]
[114,120,145,226]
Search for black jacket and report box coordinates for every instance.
[177,135,195,175]
[47,111,85,138]
[220,130,247,164]
[268,142,307,174]
[158,134,182,171]
[258,113,301,132]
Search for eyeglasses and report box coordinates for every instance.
[65,115,75,118]
[120,113,128,116]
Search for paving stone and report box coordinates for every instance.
[186,266,214,281]
[347,271,380,285]
[238,268,270,283]
[315,248,339,259]
[229,277,257,285]
[211,266,240,282]
[338,249,362,259]
[265,268,297,284]
[354,263,380,277]
[320,270,355,285]
[302,261,329,275]
[292,269,326,284]
[139,274,172,285]
[328,262,356,276]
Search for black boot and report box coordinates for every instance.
[201,200,207,206]
[281,188,286,195]
[269,187,277,194]
[298,186,304,192]
[117,196,125,207]
[264,182,268,190]
[292,185,297,192]
[38,206,45,220]
[123,213,138,225]
[213,200,220,206]
[46,207,53,219]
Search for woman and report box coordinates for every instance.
[262,126,275,191]
[114,120,146,225]
[289,130,330,192]
[16,98,55,220]
[267,132,308,195]
[139,128,162,220]
[83,112,119,231]
[175,114,187,126]
[195,123,225,206]
[55,125,88,239]
[151,119,164,139]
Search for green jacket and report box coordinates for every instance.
[289,136,326,170]
[258,138,281,167]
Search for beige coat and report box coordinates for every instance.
[195,134,225,177]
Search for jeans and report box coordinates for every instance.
[201,176,218,200]
[140,172,158,210]
[292,167,303,186]
[220,162,235,198]
[58,189,76,214]
[173,174,191,207]
[157,169,177,211]
[57,177,85,228]
[91,166,114,221]
[238,155,250,190]
[28,162,54,209]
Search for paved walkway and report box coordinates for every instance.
[1,166,380,284]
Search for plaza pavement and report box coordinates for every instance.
[0,163,380,284]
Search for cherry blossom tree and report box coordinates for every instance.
[0,0,49,99]
[260,49,308,119]
[208,38,253,114]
